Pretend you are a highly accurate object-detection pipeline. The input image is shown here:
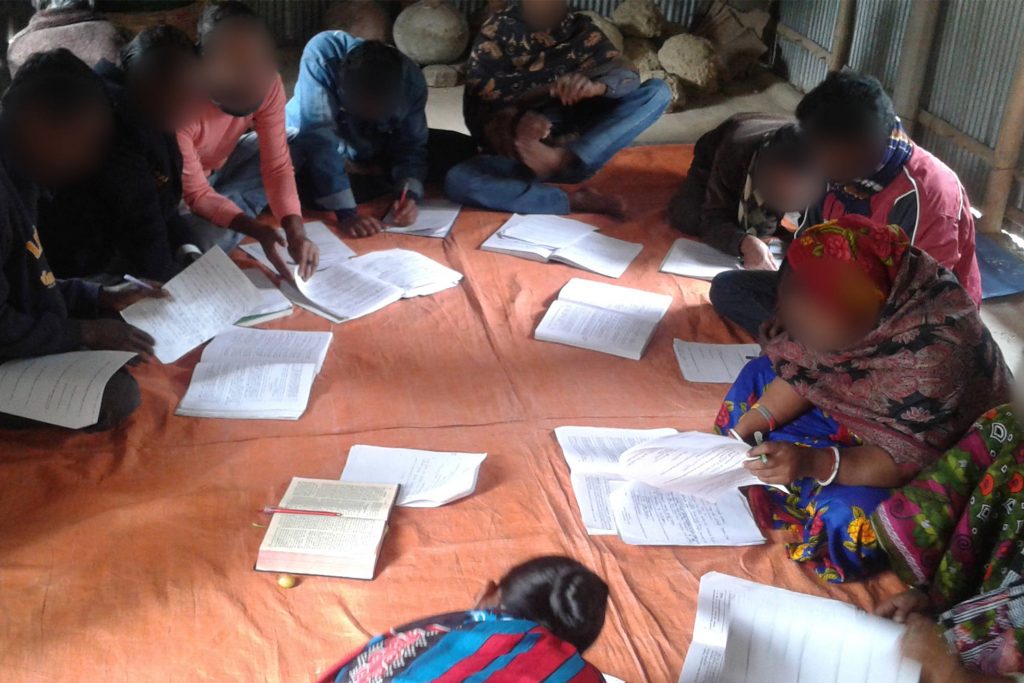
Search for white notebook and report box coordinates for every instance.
[660,238,741,280]
[120,247,261,363]
[176,328,331,419]
[341,445,486,508]
[256,478,398,580]
[240,221,356,272]
[235,268,293,327]
[288,263,405,323]
[348,249,463,298]
[535,278,672,360]
[482,214,641,279]
[673,340,761,384]
[384,199,461,238]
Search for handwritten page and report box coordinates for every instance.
[240,221,356,271]
[0,351,135,429]
[569,473,624,535]
[498,213,597,249]
[619,431,787,501]
[555,426,679,477]
[175,362,316,420]
[236,268,293,326]
[202,328,332,373]
[535,301,657,360]
[348,249,463,298]
[674,340,762,384]
[385,198,461,238]
[551,231,644,279]
[558,278,672,323]
[678,572,921,683]
[661,238,740,281]
[609,483,765,546]
[121,247,261,363]
[293,263,404,322]
[340,445,487,507]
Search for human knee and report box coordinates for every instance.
[709,270,748,310]
[91,370,141,432]
[444,160,487,205]
[638,78,672,111]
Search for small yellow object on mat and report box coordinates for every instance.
[277,574,297,589]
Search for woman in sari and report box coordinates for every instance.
[318,556,609,682]
[715,214,1010,583]
[873,404,1024,681]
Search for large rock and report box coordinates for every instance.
[393,1,470,65]
[422,63,464,88]
[580,11,624,53]
[611,0,665,38]
[322,1,392,43]
[623,37,660,71]
[658,33,721,93]
[640,69,686,111]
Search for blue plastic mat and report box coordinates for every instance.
[977,232,1024,299]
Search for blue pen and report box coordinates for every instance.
[123,274,157,291]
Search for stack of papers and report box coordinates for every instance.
[236,269,294,327]
[0,351,136,429]
[341,445,487,507]
[282,249,462,323]
[482,214,642,279]
[555,427,766,545]
[121,247,262,363]
[673,340,761,383]
[176,328,332,419]
[384,199,462,238]
[679,572,921,683]
[240,221,356,272]
[535,278,672,360]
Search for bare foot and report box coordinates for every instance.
[516,111,552,142]
[569,187,628,218]
[517,138,573,179]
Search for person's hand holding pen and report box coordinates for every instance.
[387,182,419,227]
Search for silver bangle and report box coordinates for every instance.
[817,447,841,486]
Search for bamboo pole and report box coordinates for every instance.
[828,0,857,72]
[981,44,1024,234]
[892,0,942,136]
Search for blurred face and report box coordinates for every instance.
[130,58,207,132]
[757,164,824,214]
[13,104,112,187]
[811,134,887,184]
[202,21,277,115]
[520,0,569,30]
[776,269,875,353]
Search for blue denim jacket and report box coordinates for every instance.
[285,31,428,218]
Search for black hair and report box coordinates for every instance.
[796,71,897,144]
[759,123,813,171]
[121,25,198,77]
[197,0,266,47]
[1,48,109,120]
[340,40,404,101]
[33,0,93,10]
[498,556,609,652]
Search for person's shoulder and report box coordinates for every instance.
[903,145,966,209]
[303,30,361,61]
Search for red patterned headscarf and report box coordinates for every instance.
[786,216,910,323]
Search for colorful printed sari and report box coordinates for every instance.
[320,609,603,683]
[716,356,891,583]
[873,405,1024,676]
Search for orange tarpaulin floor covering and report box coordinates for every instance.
[0,145,902,682]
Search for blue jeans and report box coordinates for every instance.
[444,79,671,214]
[187,130,303,253]
[709,269,781,338]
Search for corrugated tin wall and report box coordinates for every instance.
[775,0,1024,222]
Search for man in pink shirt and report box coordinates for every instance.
[178,1,317,280]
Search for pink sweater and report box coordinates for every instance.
[177,76,302,228]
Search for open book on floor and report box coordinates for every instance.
[256,478,398,580]
[240,221,356,272]
[661,238,786,281]
[535,278,672,360]
[555,427,767,545]
[482,214,642,279]
[176,328,332,419]
[235,268,294,327]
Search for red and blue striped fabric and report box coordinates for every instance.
[320,610,604,683]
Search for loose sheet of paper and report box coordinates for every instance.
[202,328,332,373]
[661,238,741,281]
[240,221,356,271]
[294,263,404,321]
[610,483,765,546]
[555,426,679,477]
[678,572,921,683]
[619,431,783,501]
[341,445,487,507]
[121,247,261,363]
[551,231,644,279]
[384,198,461,237]
[348,249,462,297]
[535,301,656,360]
[498,213,597,249]
[279,477,396,519]
[0,350,135,429]
[673,340,762,384]
[176,362,316,419]
[569,474,624,535]
[558,278,672,323]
